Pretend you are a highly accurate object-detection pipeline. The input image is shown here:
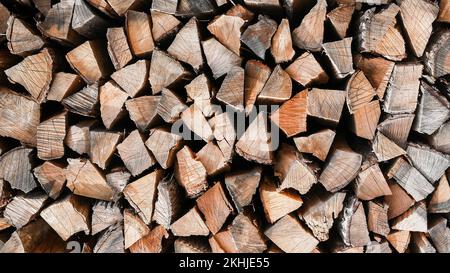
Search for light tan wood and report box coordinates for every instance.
[106,169,131,201]
[65,120,96,155]
[149,49,187,94]
[372,132,405,162]
[438,0,450,22]
[0,147,37,193]
[391,201,427,232]
[99,81,128,129]
[112,60,149,98]
[181,104,214,142]
[153,176,184,229]
[91,201,122,235]
[47,72,83,102]
[224,167,262,212]
[171,206,209,237]
[207,15,244,56]
[258,65,292,104]
[286,52,328,87]
[196,141,230,176]
[292,0,327,52]
[307,88,346,126]
[123,209,149,249]
[86,0,117,17]
[129,225,169,253]
[146,127,183,169]
[89,130,122,169]
[36,112,67,160]
[94,223,124,253]
[411,232,436,253]
[72,0,108,39]
[238,14,277,59]
[337,196,370,247]
[270,18,295,63]
[33,161,66,199]
[346,70,376,113]
[351,100,381,140]
[377,114,415,148]
[209,112,236,162]
[385,181,415,220]
[424,30,450,78]
[427,216,450,253]
[294,129,335,161]
[429,175,450,213]
[354,55,395,100]
[125,10,154,57]
[355,163,391,201]
[117,130,156,176]
[185,74,214,117]
[4,191,47,229]
[105,0,144,16]
[168,17,203,70]
[175,146,208,199]
[322,38,355,79]
[151,0,177,13]
[387,230,410,253]
[106,27,133,70]
[226,3,255,21]
[174,237,210,253]
[6,16,44,56]
[406,144,450,183]
[367,201,390,237]
[150,11,181,42]
[244,60,271,114]
[202,37,242,79]
[125,95,160,131]
[62,83,100,117]
[270,90,308,137]
[327,4,354,39]
[216,66,245,111]
[157,88,187,123]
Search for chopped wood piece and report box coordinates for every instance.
[37,112,67,160]
[208,235,226,253]
[157,88,187,123]
[241,15,277,60]
[107,0,144,16]
[270,19,295,63]
[354,55,395,100]
[327,4,355,39]
[89,130,122,169]
[124,209,150,249]
[0,88,40,146]
[175,146,208,198]
[123,170,162,224]
[428,216,450,253]
[265,214,319,253]
[118,130,156,176]
[374,20,407,61]
[372,132,405,162]
[0,147,36,193]
[413,82,450,135]
[387,157,434,202]
[145,127,183,169]
[4,191,47,229]
[406,144,450,183]
[106,169,131,201]
[130,224,169,253]
[387,230,410,253]
[207,15,244,56]
[274,144,317,195]
[196,141,230,176]
[149,50,187,94]
[216,66,245,111]
[91,201,122,235]
[176,0,216,17]
[65,120,96,155]
[438,0,450,22]
[153,176,185,229]
[351,100,381,140]
[319,142,362,193]
[0,217,11,231]
[271,90,308,137]
[202,38,242,79]
[298,191,346,242]
[66,158,113,201]
[106,27,133,70]
[383,63,423,114]
[6,16,44,56]
[66,40,113,84]
[307,88,346,126]
[62,83,99,117]
[151,0,177,14]
[125,11,153,57]
[337,196,370,247]
[429,175,450,213]
[286,52,328,87]
[224,167,262,212]
[168,17,203,70]
[258,65,292,104]
[86,0,117,17]
[72,0,108,39]
[226,4,255,21]
[391,201,427,232]
[377,114,415,148]
[398,0,439,57]
[355,163,391,201]
[196,182,233,234]
[47,72,83,102]
[346,70,376,113]
[99,81,128,129]
[33,162,66,199]
[411,232,436,253]
[94,223,124,253]
[367,201,390,237]
[150,11,181,42]
[125,95,160,131]
[259,177,303,224]
[323,38,355,79]
[244,60,271,114]
[171,206,209,237]
[209,113,236,161]
[174,237,210,253]
[294,129,336,161]
[385,181,415,220]
[5,48,55,103]
[37,0,82,46]
[292,0,327,52]
[40,194,90,241]
[424,30,450,78]
[235,112,275,165]
[365,241,392,253]
[185,74,214,117]
[244,0,282,13]
[181,105,214,142]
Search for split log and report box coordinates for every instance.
[123,209,149,249]
[322,38,355,79]
[66,40,113,84]
[387,230,410,253]
[66,158,113,201]
[37,112,67,160]
[151,0,177,14]
[226,4,255,22]
[125,11,154,57]
[196,182,233,234]
[6,16,45,56]
[298,191,346,242]
[337,196,370,247]
[424,30,450,78]
[259,177,303,224]
[167,17,203,71]
[406,144,450,183]
[307,88,346,126]
[274,144,317,195]
[5,48,55,103]
[411,232,436,253]
[216,66,245,111]
[72,0,109,39]
[327,4,355,39]
[130,225,169,253]
[99,81,128,129]
[429,175,450,213]
[241,15,277,60]
[354,55,394,100]
[438,0,450,22]
[387,157,434,202]
[196,141,230,176]
[150,11,181,43]
[65,120,96,155]
[33,161,66,199]
[175,146,208,198]
[145,127,183,169]
[181,105,214,142]
[125,95,160,131]
[351,100,381,140]
[224,167,262,212]
[264,214,319,253]
[94,223,124,253]
[209,112,236,162]
[62,83,100,117]
[153,176,185,229]
[377,114,415,148]
[176,0,216,17]
[270,90,308,137]
[123,170,162,224]
[174,237,210,253]
[185,74,214,117]
[106,27,133,70]
[292,0,327,52]
[244,60,271,114]
[157,88,187,123]
[0,147,37,193]
[427,216,450,253]
[4,191,47,229]
[40,194,90,241]
[106,169,130,201]
[47,72,83,102]
[106,0,144,17]
[207,15,244,56]
[391,201,427,232]
[346,70,376,113]
[0,3,8,43]
[171,206,209,237]
[354,163,391,201]
[91,201,122,235]
[0,88,40,146]
[244,0,283,14]
[367,201,390,237]
[89,130,122,169]
[372,132,405,162]
[385,181,415,220]
[286,52,328,87]
[365,241,392,253]
[202,38,242,79]
[149,49,188,94]
[86,0,117,17]
[293,129,336,161]
[117,130,156,176]
[258,65,292,104]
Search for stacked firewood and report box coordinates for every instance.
[0,0,449,253]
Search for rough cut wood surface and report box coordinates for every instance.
[0,0,449,254]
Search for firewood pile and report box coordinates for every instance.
[0,0,449,253]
